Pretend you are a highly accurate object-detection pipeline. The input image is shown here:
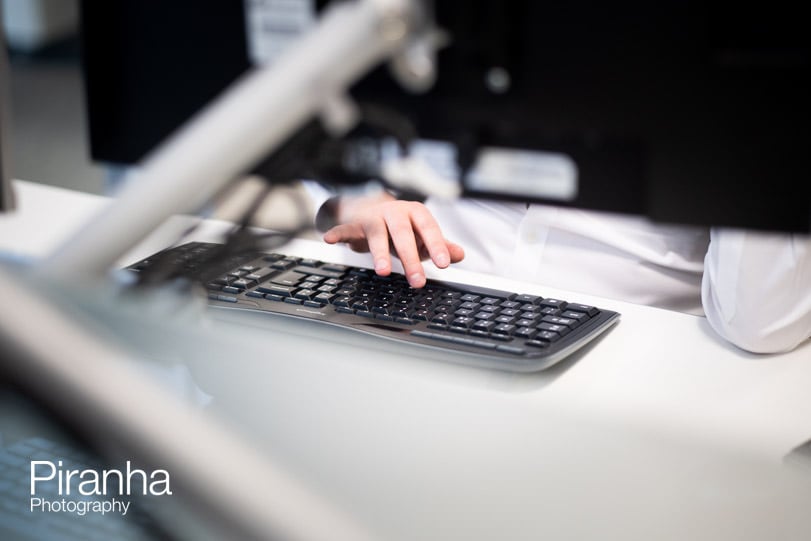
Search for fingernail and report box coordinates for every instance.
[435,253,449,267]
[375,259,388,273]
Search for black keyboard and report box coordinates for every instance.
[129,242,620,372]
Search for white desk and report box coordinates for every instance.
[3,180,811,540]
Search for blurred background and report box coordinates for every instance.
[3,0,104,195]
[2,0,315,230]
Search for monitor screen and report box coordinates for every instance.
[80,1,810,232]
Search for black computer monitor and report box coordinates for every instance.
[80,1,810,232]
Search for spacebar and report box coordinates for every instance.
[430,280,515,300]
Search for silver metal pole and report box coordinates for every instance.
[42,0,417,281]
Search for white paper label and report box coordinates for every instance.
[244,0,316,66]
[467,147,578,201]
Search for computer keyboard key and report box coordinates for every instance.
[525,340,550,348]
[222,286,242,294]
[313,292,332,303]
[540,298,568,309]
[493,324,516,335]
[293,266,344,279]
[451,317,474,328]
[294,289,316,300]
[514,327,537,339]
[257,284,292,296]
[271,271,304,286]
[283,297,303,305]
[566,303,599,316]
[322,264,349,273]
[536,331,561,342]
[427,323,449,331]
[538,323,570,336]
[271,259,297,270]
[562,310,590,322]
[246,291,265,299]
[542,315,579,328]
[472,320,497,331]
[245,271,272,282]
[514,294,542,304]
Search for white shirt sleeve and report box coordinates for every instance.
[701,228,811,353]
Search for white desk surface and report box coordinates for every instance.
[3,180,811,540]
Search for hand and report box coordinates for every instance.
[323,193,465,288]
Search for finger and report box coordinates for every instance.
[323,224,363,245]
[384,209,426,288]
[347,239,370,253]
[361,217,393,276]
[418,239,464,265]
[410,206,451,269]
[446,240,465,263]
